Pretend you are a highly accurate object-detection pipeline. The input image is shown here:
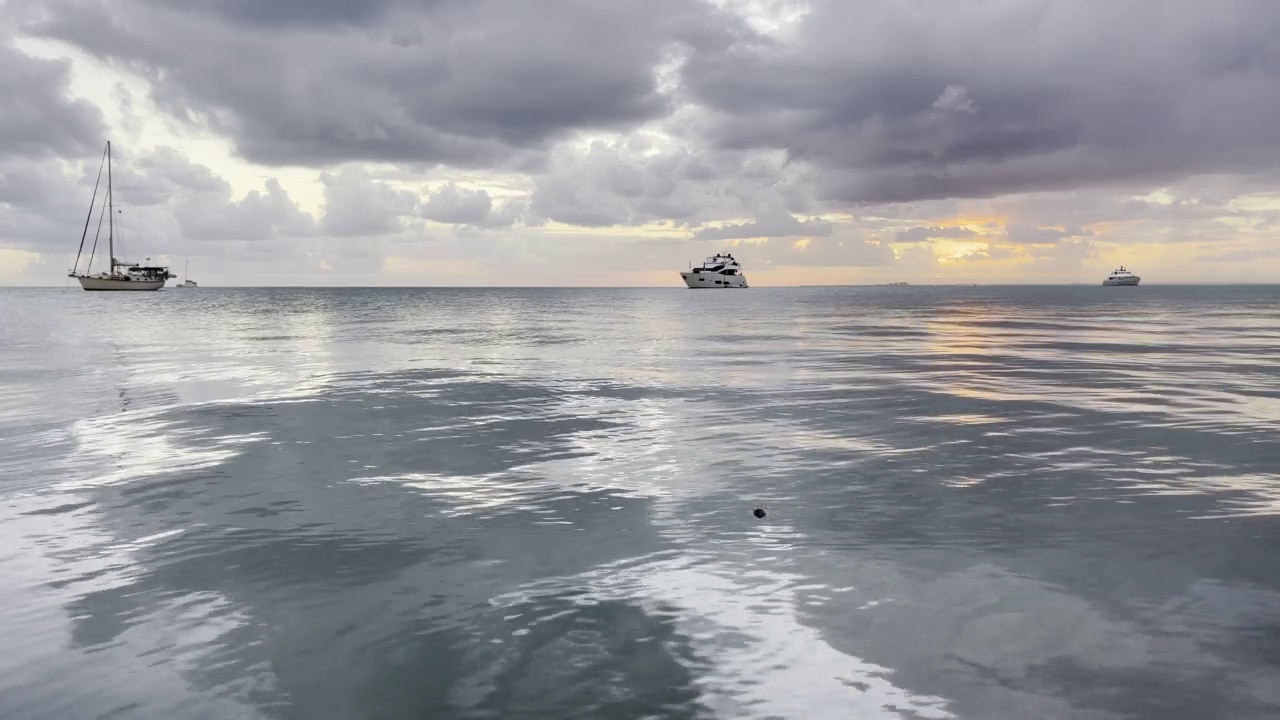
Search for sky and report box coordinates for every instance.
[2,0,1279,286]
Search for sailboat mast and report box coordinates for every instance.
[107,140,115,272]
[72,144,108,277]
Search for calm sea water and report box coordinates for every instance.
[2,285,1279,719]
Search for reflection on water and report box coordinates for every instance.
[1,286,1279,719]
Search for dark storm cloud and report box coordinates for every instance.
[419,184,493,225]
[0,159,79,209]
[528,140,817,230]
[528,141,731,227]
[113,146,235,206]
[0,143,317,252]
[14,0,1280,216]
[22,0,744,168]
[145,0,407,30]
[68,146,317,242]
[0,158,89,250]
[174,176,315,242]
[525,0,1280,222]
[680,0,1280,203]
[320,167,419,237]
[692,200,831,239]
[0,42,105,160]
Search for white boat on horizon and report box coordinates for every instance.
[68,141,175,291]
[680,252,748,288]
[175,260,198,288]
[1103,266,1141,286]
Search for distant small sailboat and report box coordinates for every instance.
[176,260,198,288]
[68,141,175,291]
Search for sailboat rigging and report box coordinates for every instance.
[68,141,175,291]
[176,259,198,288]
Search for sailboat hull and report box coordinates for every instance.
[76,276,166,291]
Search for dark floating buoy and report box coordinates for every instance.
[753,507,767,519]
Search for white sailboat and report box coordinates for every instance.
[68,141,175,291]
[176,260,198,288]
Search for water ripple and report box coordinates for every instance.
[1,286,1279,718]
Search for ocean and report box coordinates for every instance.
[1,285,1279,719]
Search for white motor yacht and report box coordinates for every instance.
[680,253,748,288]
[1103,266,1141,286]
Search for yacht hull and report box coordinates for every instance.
[1102,278,1140,286]
[680,271,748,288]
[75,276,166,291]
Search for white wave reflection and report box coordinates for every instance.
[491,551,956,720]
[353,469,663,518]
[1121,473,1280,519]
[60,408,267,490]
[0,491,270,720]
[360,385,959,717]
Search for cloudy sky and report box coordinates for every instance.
[2,0,1279,286]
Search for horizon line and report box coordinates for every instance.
[6,282,1280,290]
